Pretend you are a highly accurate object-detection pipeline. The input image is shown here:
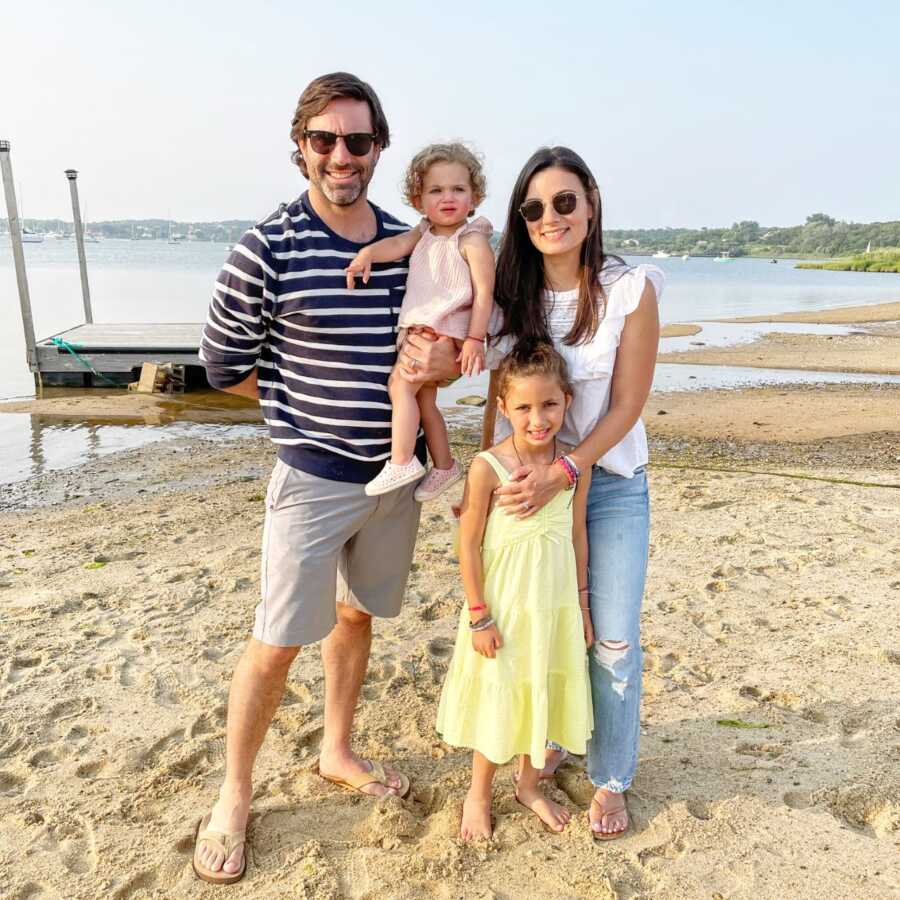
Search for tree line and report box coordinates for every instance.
[604,214,900,258]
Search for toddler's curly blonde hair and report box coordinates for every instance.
[401,142,486,212]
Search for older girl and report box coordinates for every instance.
[485,146,664,840]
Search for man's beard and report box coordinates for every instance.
[312,164,369,206]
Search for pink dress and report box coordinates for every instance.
[397,216,501,346]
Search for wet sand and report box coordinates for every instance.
[718,299,900,324]
[1,382,898,899]
[660,324,702,338]
[658,330,900,376]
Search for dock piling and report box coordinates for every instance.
[65,169,94,324]
[0,140,38,371]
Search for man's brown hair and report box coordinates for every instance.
[290,72,390,178]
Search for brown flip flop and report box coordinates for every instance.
[192,812,247,885]
[590,794,630,841]
[317,759,411,799]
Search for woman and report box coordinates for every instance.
[484,146,663,840]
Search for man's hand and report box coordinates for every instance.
[396,329,461,384]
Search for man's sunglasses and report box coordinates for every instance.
[303,130,377,157]
[518,190,584,223]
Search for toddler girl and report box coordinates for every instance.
[435,343,594,840]
[346,142,500,500]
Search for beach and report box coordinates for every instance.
[1,369,898,898]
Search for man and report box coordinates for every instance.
[193,72,458,884]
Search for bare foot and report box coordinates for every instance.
[195,783,251,877]
[318,749,404,798]
[516,747,568,783]
[460,790,493,841]
[589,788,629,839]
[515,783,571,832]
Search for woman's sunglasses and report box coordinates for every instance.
[303,130,376,157]
[518,190,584,223]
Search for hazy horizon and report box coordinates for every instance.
[4,1,898,231]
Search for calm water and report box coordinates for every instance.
[2,239,900,485]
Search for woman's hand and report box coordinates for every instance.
[492,462,570,519]
[472,623,503,658]
[396,329,461,384]
[581,608,595,648]
[458,337,486,377]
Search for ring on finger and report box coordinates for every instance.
[521,501,531,511]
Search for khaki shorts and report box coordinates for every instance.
[254,459,421,647]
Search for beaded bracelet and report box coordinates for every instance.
[555,455,577,490]
[469,615,495,632]
[465,333,486,342]
[468,603,487,614]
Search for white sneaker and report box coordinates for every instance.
[413,459,463,502]
[365,458,426,497]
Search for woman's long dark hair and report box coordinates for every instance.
[495,146,625,347]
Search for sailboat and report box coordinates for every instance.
[18,184,45,242]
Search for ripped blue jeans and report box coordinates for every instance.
[584,465,649,792]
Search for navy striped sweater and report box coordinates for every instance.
[200,192,420,483]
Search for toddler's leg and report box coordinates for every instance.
[413,384,464,502]
[515,755,572,833]
[388,369,422,465]
[364,366,425,497]
[461,751,496,841]
[418,383,451,469]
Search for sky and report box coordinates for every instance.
[2,1,898,230]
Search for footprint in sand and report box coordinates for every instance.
[426,638,454,660]
[0,769,27,797]
[28,748,67,769]
[645,649,680,675]
[821,783,900,838]
[10,883,50,900]
[783,791,813,809]
[0,721,25,758]
[7,655,44,683]
[111,870,158,899]
[29,814,99,875]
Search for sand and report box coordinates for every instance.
[645,382,900,444]
[718,300,900,325]
[1,385,898,899]
[660,324,702,338]
[658,330,900,375]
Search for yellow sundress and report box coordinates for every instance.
[435,451,593,766]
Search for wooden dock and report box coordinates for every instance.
[2,139,213,389]
[36,323,205,386]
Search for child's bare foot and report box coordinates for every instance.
[515,783,571,832]
[515,747,568,783]
[460,790,493,841]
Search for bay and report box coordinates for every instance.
[2,240,900,486]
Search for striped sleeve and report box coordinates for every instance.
[200,227,274,389]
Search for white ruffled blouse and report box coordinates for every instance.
[494,263,665,478]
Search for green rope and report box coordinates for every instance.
[49,337,126,388]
